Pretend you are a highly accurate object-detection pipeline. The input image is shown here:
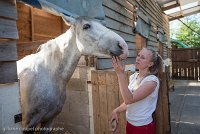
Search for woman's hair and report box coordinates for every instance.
[143,47,163,75]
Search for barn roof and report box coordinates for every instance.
[157,0,200,21]
[17,0,105,19]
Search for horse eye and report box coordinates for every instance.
[83,24,91,30]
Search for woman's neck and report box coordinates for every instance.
[138,69,150,79]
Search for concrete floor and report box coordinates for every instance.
[169,80,200,134]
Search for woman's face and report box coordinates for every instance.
[135,48,153,70]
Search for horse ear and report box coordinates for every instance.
[61,15,76,26]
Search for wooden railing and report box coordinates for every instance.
[172,48,200,80]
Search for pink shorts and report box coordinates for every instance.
[126,121,155,134]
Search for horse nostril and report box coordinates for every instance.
[118,43,123,50]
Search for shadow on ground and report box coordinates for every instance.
[169,80,200,134]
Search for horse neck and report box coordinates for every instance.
[59,30,82,82]
[40,28,81,84]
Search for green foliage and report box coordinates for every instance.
[171,14,200,48]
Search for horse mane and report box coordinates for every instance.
[35,39,57,53]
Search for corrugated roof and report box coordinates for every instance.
[157,0,200,21]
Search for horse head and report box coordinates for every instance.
[62,15,129,59]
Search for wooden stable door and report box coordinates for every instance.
[91,71,133,134]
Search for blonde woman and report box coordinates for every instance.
[111,48,162,134]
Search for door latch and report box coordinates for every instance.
[14,113,22,123]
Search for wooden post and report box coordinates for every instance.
[154,43,171,134]
[155,71,171,134]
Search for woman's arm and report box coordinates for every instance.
[111,102,127,123]
[113,102,127,113]
[118,73,157,104]
[116,73,135,104]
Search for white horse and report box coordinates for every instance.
[17,16,129,133]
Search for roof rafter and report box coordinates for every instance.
[157,0,200,21]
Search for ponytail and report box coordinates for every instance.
[144,48,163,75]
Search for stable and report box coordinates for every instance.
[0,0,171,134]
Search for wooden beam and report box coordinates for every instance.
[103,6,134,27]
[0,18,18,39]
[161,3,180,11]
[169,15,184,21]
[105,17,134,35]
[30,7,34,41]
[0,61,18,84]
[103,0,135,20]
[0,0,17,20]
[0,41,17,61]
[96,57,136,70]
[112,0,135,12]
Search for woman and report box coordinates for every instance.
[111,47,162,134]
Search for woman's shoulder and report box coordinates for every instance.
[144,74,159,83]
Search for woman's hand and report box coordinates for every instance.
[112,56,125,75]
[110,109,119,123]
[110,109,119,133]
